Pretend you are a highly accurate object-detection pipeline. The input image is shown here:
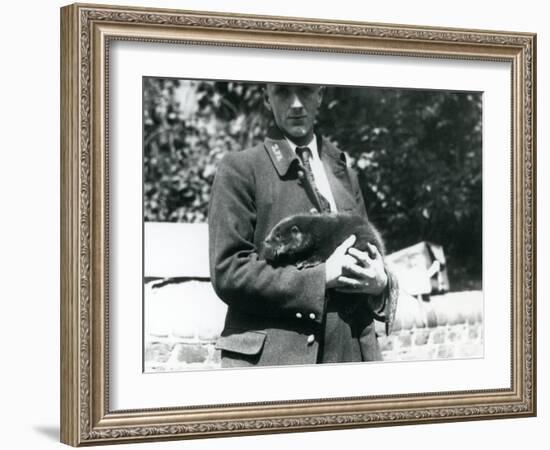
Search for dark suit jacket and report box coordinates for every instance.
[208,129,398,367]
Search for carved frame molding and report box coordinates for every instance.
[60,3,536,446]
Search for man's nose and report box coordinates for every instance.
[290,94,304,109]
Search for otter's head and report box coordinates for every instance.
[262,216,314,266]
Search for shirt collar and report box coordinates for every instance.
[264,127,346,177]
[284,134,319,159]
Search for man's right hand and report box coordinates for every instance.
[325,235,357,289]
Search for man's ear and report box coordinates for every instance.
[263,87,272,112]
[316,86,325,107]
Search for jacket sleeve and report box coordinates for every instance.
[347,165,399,336]
[208,152,327,324]
[370,267,399,335]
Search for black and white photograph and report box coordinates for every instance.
[143,78,483,372]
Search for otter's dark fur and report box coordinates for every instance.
[262,213,385,268]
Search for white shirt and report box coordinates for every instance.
[284,135,338,212]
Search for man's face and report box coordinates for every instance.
[264,84,323,145]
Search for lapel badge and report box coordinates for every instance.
[271,143,283,161]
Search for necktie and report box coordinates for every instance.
[296,146,331,213]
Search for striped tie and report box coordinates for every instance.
[296,146,331,213]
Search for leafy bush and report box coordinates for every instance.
[143,79,266,222]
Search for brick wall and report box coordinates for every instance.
[376,291,483,361]
[145,281,226,372]
[144,282,483,372]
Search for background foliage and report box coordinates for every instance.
[144,79,482,288]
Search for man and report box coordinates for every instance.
[208,83,398,367]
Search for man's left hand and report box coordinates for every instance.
[335,243,388,296]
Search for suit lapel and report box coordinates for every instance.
[263,128,299,177]
[262,129,358,212]
[318,136,357,212]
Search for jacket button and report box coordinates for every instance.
[296,312,303,319]
[307,334,315,344]
[309,313,316,320]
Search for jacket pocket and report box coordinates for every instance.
[215,329,267,356]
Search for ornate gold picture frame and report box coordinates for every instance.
[60,2,536,446]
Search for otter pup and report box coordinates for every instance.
[262,212,385,268]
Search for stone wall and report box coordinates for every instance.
[144,280,483,372]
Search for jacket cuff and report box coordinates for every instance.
[296,262,328,325]
[371,267,399,336]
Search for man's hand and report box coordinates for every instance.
[337,243,388,295]
[326,238,388,296]
[325,235,358,289]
